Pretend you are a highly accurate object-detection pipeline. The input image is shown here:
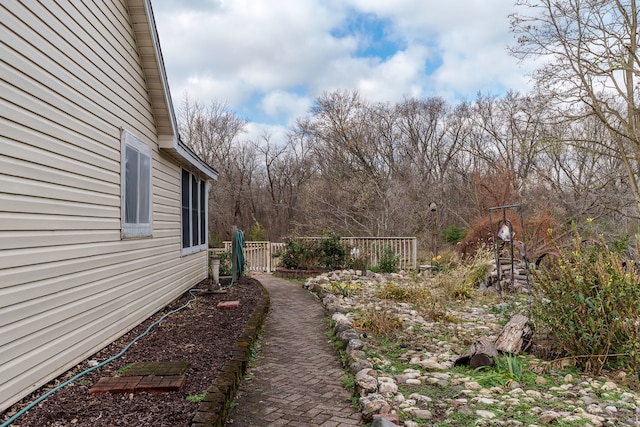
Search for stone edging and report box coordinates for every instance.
[191,280,270,427]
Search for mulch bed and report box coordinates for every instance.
[1,277,263,427]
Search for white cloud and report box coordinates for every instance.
[260,91,312,125]
[152,0,536,137]
[358,45,430,101]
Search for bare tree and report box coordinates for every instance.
[253,132,314,239]
[298,90,399,236]
[510,0,640,217]
[177,95,259,240]
[534,114,635,230]
[394,97,471,234]
[178,94,247,169]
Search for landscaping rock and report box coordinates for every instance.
[306,269,640,427]
[355,369,379,395]
[349,359,373,375]
[371,415,399,427]
[360,393,392,421]
[336,329,360,346]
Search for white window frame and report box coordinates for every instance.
[121,130,153,239]
[181,168,208,255]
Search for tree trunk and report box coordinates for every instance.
[454,338,498,368]
[494,314,532,354]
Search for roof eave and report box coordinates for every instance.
[127,0,218,181]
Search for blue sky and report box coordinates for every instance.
[152,0,535,142]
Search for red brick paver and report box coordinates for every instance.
[217,300,241,309]
[89,375,185,394]
[136,375,185,393]
[124,360,190,376]
[90,376,144,394]
[225,273,363,427]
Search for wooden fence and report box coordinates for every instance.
[211,237,417,273]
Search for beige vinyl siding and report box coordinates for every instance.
[0,0,208,412]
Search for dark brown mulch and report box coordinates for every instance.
[1,277,263,427]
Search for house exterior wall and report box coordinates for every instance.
[0,0,208,411]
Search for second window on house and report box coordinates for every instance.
[181,169,207,253]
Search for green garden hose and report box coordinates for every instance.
[227,228,246,288]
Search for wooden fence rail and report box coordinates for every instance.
[211,237,417,273]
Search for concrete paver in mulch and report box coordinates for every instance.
[225,273,363,427]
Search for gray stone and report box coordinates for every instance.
[378,381,398,394]
[355,369,378,395]
[349,359,373,375]
[348,349,367,362]
[539,411,560,424]
[347,338,367,352]
[327,304,349,314]
[311,282,327,295]
[371,417,399,427]
[413,409,433,420]
[337,329,360,346]
[360,393,391,421]
[476,410,496,419]
[581,396,595,406]
[334,322,352,334]
[331,312,350,325]
[408,393,432,403]
[394,373,419,384]
[417,358,447,371]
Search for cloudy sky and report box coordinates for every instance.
[152,0,536,141]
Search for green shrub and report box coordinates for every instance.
[186,391,206,403]
[329,281,361,297]
[533,226,640,374]
[245,222,268,241]
[442,225,467,244]
[278,238,320,270]
[277,234,347,270]
[375,281,448,321]
[352,305,404,339]
[374,244,399,273]
[317,234,346,270]
[209,234,223,248]
[431,247,491,300]
[376,282,413,300]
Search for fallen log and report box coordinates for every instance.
[454,338,498,369]
[494,314,532,354]
[455,314,533,369]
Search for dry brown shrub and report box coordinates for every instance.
[472,167,519,209]
[458,208,558,261]
[352,305,404,339]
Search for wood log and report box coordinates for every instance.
[494,314,532,354]
[454,338,498,368]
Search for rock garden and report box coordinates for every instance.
[303,239,640,427]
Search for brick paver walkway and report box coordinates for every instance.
[225,273,363,427]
